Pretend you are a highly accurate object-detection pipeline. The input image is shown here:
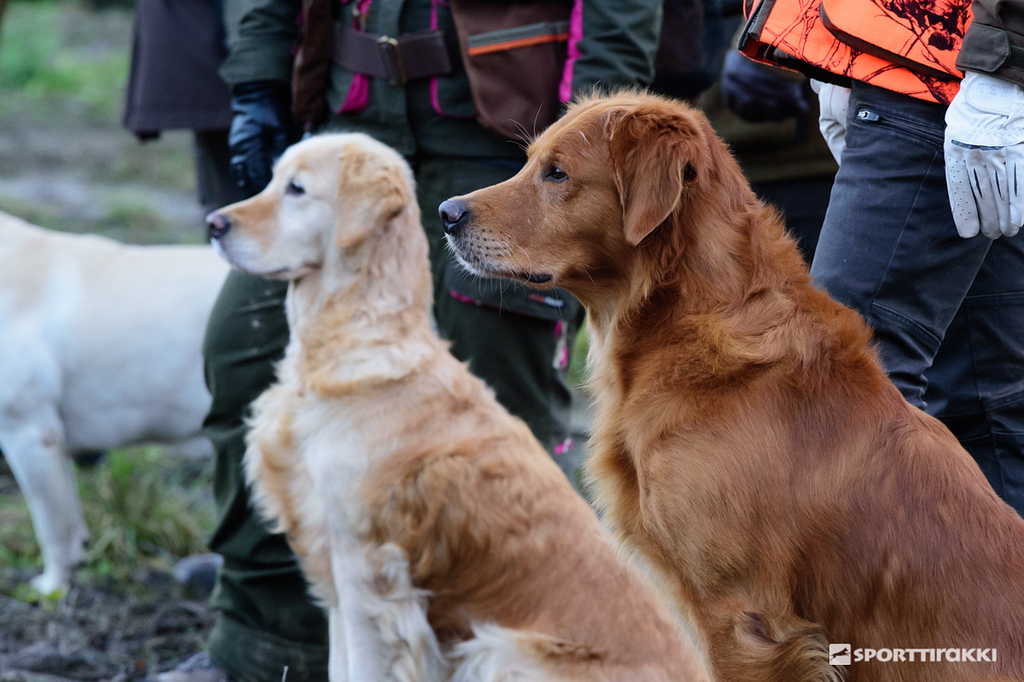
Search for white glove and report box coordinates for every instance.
[811,79,851,165]
[944,70,1024,239]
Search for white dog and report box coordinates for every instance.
[0,211,229,594]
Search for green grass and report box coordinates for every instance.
[99,199,177,241]
[80,449,214,575]
[0,0,130,122]
[0,496,38,570]
[0,448,215,589]
[0,196,59,229]
[0,195,190,244]
[108,142,198,196]
[0,1,200,237]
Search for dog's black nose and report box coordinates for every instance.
[439,199,471,236]
[206,212,231,240]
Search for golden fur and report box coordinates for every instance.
[445,92,1024,682]
[209,133,708,682]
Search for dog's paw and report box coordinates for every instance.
[26,572,69,600]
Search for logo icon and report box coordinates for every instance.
[829,643,852,666]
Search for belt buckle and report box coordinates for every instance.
[377,35,407,86]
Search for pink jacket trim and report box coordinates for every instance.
[558,0,583,104]
[449,290,482,306]
[335,0,372,113]
[430,0,472,118]
[337,74,369,113]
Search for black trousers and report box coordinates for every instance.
[812,83,1024,516]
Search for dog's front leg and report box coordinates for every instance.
[330,533,395,682]
[330,535,446,682]
[327,606,349,682]
[0,398,88,595]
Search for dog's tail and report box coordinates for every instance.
[722,611,844,682]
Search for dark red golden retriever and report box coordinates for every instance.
[440,92,1024,682]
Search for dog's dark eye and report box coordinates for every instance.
[286,180,305,196]
[545,166,568,183]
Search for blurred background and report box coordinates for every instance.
[0,0,203,243]
[0,1,219,678]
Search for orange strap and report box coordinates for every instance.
[466,32,569,57]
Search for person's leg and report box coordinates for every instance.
[415,156,583,478]
[811,83,1024,514]
[202,271,328,682]
[923,237,1024,517]
[193,129,248,216]
[811,83,991,409]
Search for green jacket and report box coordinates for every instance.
[220,0,664,158]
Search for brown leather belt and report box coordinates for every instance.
[334,23,453,86]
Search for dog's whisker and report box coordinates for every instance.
[506,139,529,154]
[510,119,535,147]
[512,244,543,277]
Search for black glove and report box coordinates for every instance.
[228,81,294,197]
[720,50,809,123]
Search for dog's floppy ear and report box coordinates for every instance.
[605,102,706,246]
[335,141,411,249]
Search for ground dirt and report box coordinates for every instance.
[0,569,214,682]
[0,455,217,682]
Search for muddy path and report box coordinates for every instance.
[0,572,214,682]
[0,450,217,681]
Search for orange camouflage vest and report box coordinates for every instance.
[739,0,973,105]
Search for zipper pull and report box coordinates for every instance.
[857,110,880,122]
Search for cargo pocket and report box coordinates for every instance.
[450,1,572,139]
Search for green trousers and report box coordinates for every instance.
[203,156,582,682]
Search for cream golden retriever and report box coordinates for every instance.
[440,92,1024,682]
[207,133,707,682]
